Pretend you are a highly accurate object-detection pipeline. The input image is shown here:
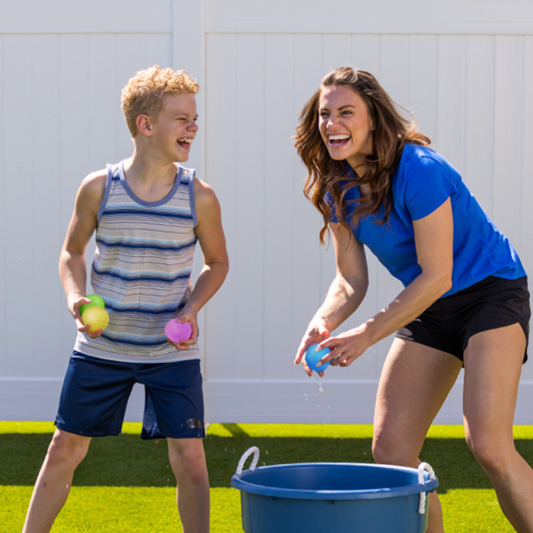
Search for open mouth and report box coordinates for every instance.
[177,138,193,148]
[328,134,351,148]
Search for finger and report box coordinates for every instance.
[340,355,355,367]
[328,354,343,366]
[294,343,309,364]
[189,323,199,340]
[302,362,313,377]
[297,333,325,362]
[88,329,102,339]
[317,337,337,351]
[317,343,340,364]
[77,322,93,334]
[75,297,92,312]
[170,338,192,350]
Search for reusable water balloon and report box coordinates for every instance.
[165,319,192,343]
[81,306,109,332]
[304,343,331,372]
[79,294,105,315]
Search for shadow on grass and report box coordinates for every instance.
[2,429,532,493]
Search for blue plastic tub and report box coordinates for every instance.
[231,460,438,533]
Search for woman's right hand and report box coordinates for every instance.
[294,318,330,377]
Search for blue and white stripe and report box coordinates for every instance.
[74,161,200,362]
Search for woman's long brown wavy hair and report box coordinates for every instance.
[294,67,430,244]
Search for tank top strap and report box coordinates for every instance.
[178,164,198,227]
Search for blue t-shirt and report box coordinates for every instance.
[329,144,525,297]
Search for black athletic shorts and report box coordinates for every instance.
[396,276,530,363]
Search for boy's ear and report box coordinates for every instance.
[136,114,152,137]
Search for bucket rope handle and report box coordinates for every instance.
[236,446,260,475]
[418,462,436,514]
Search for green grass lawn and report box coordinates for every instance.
[2,422,532,531]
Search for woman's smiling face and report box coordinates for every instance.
[318,85,374,171]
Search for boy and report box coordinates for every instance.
[22,65,229,533]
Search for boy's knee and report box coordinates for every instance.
[46,430,90,468]
[168,439,207,482]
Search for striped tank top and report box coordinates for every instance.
[74,161,200,363]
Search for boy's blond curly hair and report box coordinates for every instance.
[121,65,199,137]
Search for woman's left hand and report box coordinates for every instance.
[318,324,374,367]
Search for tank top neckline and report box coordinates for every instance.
[117,160,183,208]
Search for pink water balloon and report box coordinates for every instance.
[165,319,192,343]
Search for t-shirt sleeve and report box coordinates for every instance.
[402,156,457,221]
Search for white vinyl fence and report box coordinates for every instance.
[1,0,532,424]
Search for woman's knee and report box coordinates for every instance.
[465,430,513,475]
[372,428,418,466]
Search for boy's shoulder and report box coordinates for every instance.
[193,176,222,224]
[193,176,218,204]
[76,168,108,206]
[82,168,108,186]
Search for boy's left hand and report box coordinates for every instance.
[168,311,198,350]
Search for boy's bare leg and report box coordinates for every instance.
[22,429,91,533]
[168,437,210,533]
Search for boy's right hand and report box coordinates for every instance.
[71,296,104,339]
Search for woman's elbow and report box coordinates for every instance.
[435,270,453,297]
[421,266,452,298]
[442,275,453,295]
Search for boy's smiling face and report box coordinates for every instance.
[149,92,199,163]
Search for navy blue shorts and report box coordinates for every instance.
[56,352,205,439]
[396,276,530,363]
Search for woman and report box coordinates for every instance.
[293,66,533,532]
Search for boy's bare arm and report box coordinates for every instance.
[188,178,229,312]
[175,178,228,336]
[59,170,106,331]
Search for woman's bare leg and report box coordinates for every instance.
[373,338,463,532]
[463,324,533,532]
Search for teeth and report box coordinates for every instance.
[178,138,192,144]
[329,134,350,141]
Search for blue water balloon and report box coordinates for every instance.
[304,343,331,372]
